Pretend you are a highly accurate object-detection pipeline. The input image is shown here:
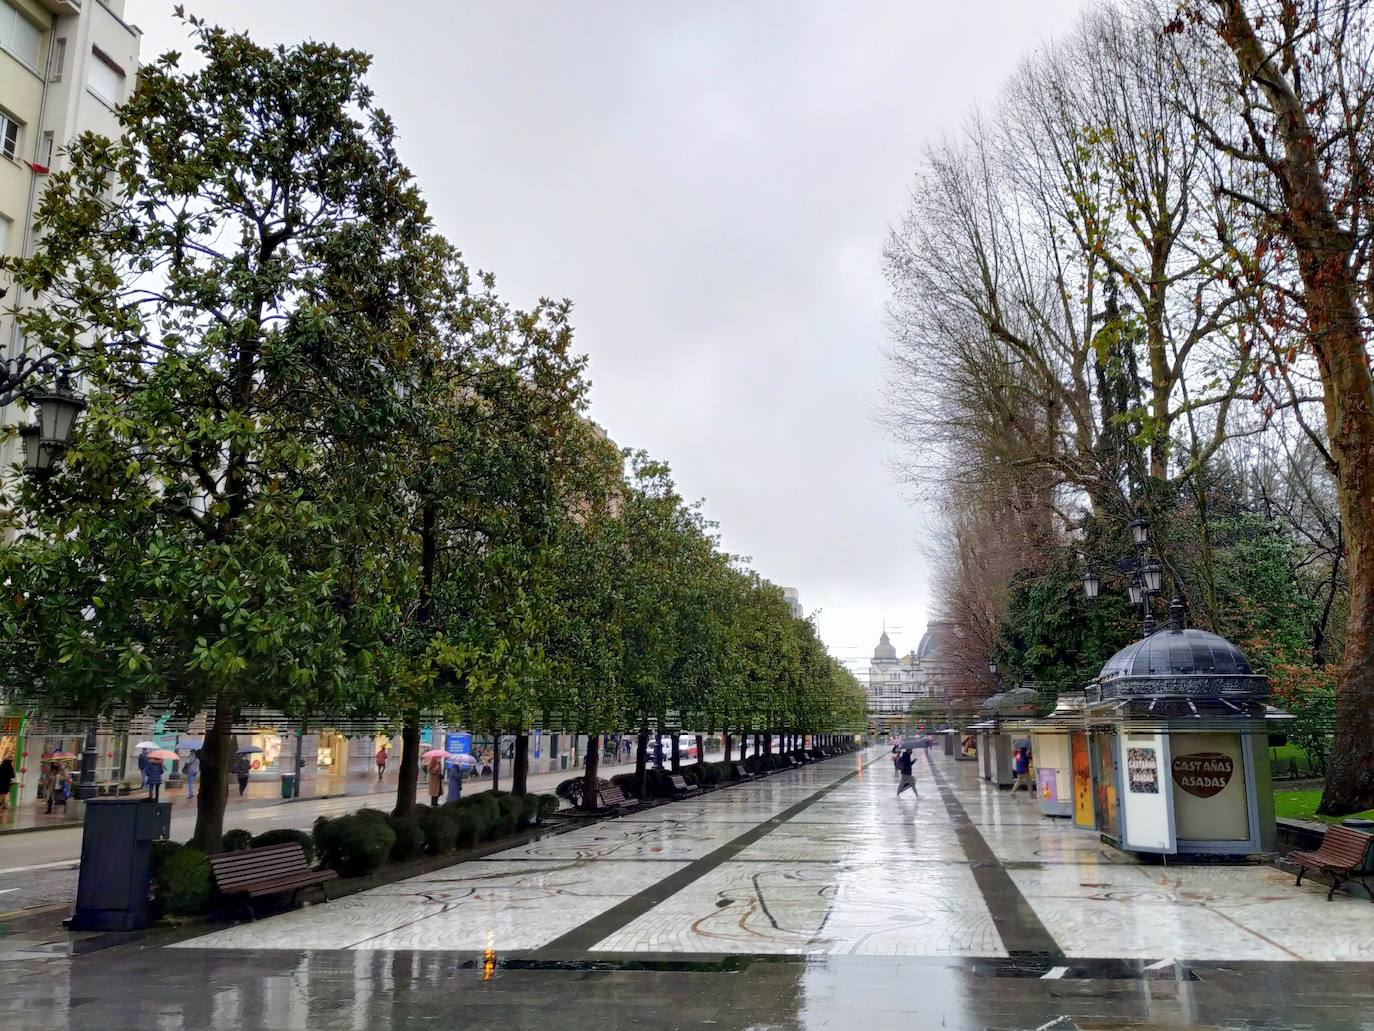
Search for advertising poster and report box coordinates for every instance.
[533,729,541,758]
[1070,731,1093,828]
[1121,733,1173,852]
[1037,767,1058,802]
[445,732,472,758]
[1171,733,1249,841]
[1126,746,1159,793]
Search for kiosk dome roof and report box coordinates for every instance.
[1100,627,1253,680]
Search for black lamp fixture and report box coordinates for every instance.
[1083,510,1168,638]
[987,657,998,676]
[17,366,85,475]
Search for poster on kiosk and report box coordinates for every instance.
[1119,731,1175,853]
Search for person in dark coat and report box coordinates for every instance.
[234,754,252,796]
[145,757,164,800]
[0,757,16,813]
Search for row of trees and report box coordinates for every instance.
[0,18,863,851]
[885,0,1373,813]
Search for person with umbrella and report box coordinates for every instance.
[181,748,200,800]
[1010,742,1033,801]
[44,759,72,814]
[0,754,14,814]
[234,751,253,796]
[145,753,165,801]
[896,748,918,798]
[446,756,465,804]
[427,754,444,807]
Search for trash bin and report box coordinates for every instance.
[280,773,296,798]
[68,797,171,931]
[943,732,955,756]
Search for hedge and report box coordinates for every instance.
[386,813,425,862]
[153,844,212,917]
[314,812,395,877]
[250,828,316,866]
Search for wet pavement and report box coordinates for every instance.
[2,747,1372,1029]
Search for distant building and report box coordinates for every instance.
[912,620,961,702]
[865,630,925,719]
[782,587,802,619]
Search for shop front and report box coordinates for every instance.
[1028,692,1084,818]
[1083,604,1277,857]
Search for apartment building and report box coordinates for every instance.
[0,0,140,461]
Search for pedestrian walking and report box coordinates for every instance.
[145,757,164,801]
[427,757,443,807]
[896,749,918,798]
[0,756,15,813]
[234,754,251,796]
[1010,747,1032,801]
[890,743,901,778]
[446,761,463,804]
[137,747,150,790]
[182,751,200,799]
[375,744,389,782]
[44,763,71,814]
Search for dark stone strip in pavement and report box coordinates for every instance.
[532,754,871,955]
[923,751,1064,960]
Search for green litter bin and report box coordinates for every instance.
[280,773,296,798]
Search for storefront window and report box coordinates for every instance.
[249,731,282,771]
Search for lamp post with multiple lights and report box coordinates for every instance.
[1081,512,1165,638]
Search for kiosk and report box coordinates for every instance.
[1083,601,1278,857]
[973,689,1040,789]
[1029,692,1085,818]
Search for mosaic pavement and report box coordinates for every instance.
[174,747,1374,963]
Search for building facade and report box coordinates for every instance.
[1,0,141,464]
[782,586,802,619]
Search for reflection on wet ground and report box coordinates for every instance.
[2,747,1372,1029]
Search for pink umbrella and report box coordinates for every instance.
[420,749,450,760]
[146,749,179,762]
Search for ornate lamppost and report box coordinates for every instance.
[1082,512,1164,637]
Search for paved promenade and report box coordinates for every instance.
[2,747,1371,1029]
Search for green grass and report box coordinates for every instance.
[1273,788,1374,825]
[1268,743,1308,764]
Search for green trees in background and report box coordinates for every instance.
[0,16,863,848]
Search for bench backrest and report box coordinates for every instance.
[601,784,630,805]
[669,775,690,789]
[209,843,310,890]
[1316,826,1374,867]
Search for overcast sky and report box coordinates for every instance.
[126,0,1090,674]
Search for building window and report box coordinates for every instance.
[39,130,52,168]
[0,111,19,161]
[0,1,42,72]
[87,49,124,107]
[49,36,64,81]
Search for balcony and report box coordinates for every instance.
[36,0,82,16]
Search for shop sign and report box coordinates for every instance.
[1037,767,1057,801]
[1126,747,1159,794]
[1171,752,1234,798]
[445,732,472,758]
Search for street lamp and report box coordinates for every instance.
[1081,568,1101,600]
[987,657,998,676]
[1128,517,1149,546]
[1085,511,1167,638]
[17,367,85,475]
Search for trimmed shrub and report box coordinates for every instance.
[610,772,638,798]
[154,845,212,917]
[520,793,541,826]
[220,828,253,852]
[315,812,395,877]
[451,809,481,849]
[536,794,560,823]
[493,792,523,834]
[250,828,316,866]
[555,777,585,807]
[421,807,459,854]
[387,813,425,862]
[352,807,390,825]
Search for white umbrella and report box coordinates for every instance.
[448,753,479,767]
[134,741,157,750]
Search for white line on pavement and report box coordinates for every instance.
[1040,966,1069,980]
[1145,957,1175,970]
[0,860,80,876]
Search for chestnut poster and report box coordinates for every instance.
[1171,732,1249,841]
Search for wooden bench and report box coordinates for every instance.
[667,774,700,797]
[1290,825,1374,902]
[729,762,756,782]
[598,783,641,815]
[208,843,337,920]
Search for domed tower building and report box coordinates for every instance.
[1081,599,1279,857]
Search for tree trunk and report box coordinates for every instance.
[764,733,772,757]
[190,692,233,852]
[582,734,601,812]
[753,731,760,758]
[1216,2,1374,814]
[722,728,731,764]
[653,729,662,769]
[393,714,420,817]
[634,727,649,798]
[491,732,501,793]
[670,732,681,772]
[695,734,704,766]
[513,733,529,796]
